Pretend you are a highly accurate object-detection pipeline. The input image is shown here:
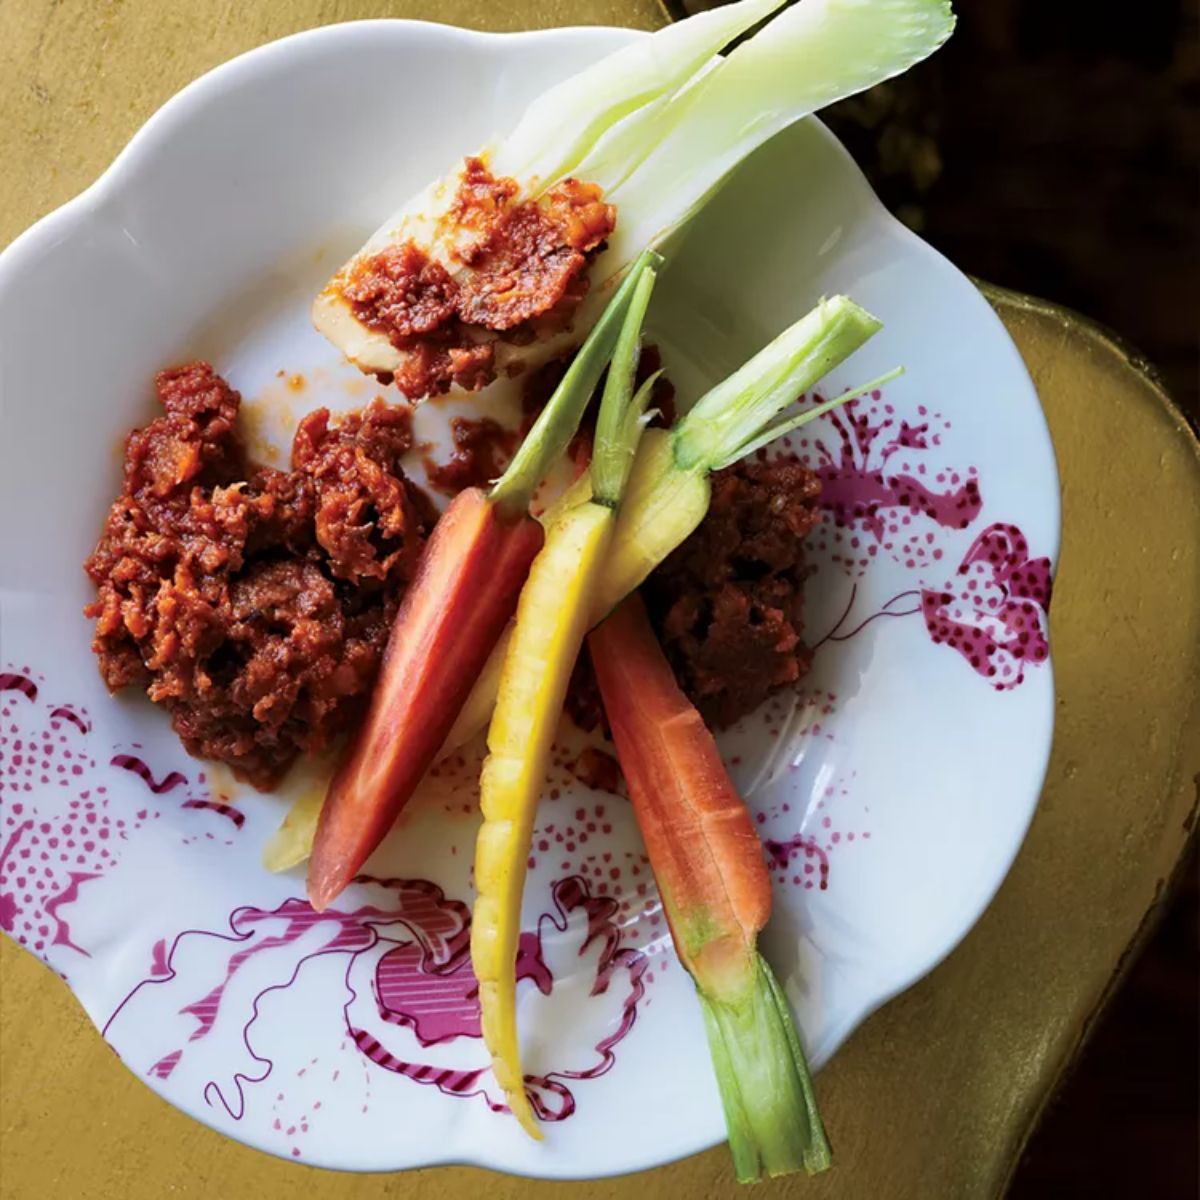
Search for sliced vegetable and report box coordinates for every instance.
[308,489,542,910]
[471,267,658,1136]
[589,594,830,1182]
[305,253,657,909]
[592,0,956,279]
[262,780,326,873]
[313,0,954,386]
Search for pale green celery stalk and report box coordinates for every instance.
[590,0,956,271]
[590,269,659,505]
[671,295,883,472]
[489,250,659,516]
[491,0,786,188]
[717,366,904,469]
[697,954,831,1182]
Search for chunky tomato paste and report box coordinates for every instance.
[644,459,823,728]
[567,456,823,737]
[421,417,516,496]
[85,363,434,788]
[343,158,616,399]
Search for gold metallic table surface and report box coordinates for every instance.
[1,3,1197,1198]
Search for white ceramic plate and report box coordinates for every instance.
[0,19,1060,1178]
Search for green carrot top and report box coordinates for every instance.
[671,295,899,473]
[489,250,661,519]
[590,267,660,507]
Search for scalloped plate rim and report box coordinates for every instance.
[0,17,1060,1180]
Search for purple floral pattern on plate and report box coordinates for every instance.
[0,670,242,964]
[0,384,1053,1162]
[782,389,1053,685]
[102,872,646,1152]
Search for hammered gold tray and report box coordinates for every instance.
[2,4,1197,1198]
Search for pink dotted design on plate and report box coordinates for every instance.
[776,390,981,578]
[0,670,152,959]
[920,522,1052,689]
[0,667,247,961]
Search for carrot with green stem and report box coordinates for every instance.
[441,294,898,753]
[306,251,659,911]
[269,295,894,872]
[589,593,829,1182]
[471,265,659,1137]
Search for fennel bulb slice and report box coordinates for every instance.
[313,0,954,395]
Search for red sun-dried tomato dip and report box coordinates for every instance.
[566,456,824,757]
[84,363,435,789]
[644,459,823,728]
[86,358,823,793]
[340,157,616,400]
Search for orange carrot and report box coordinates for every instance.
[589,594,830,1182]
[306,251,659,910]
[308,490,541,909]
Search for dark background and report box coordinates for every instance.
[819,0,1199,424]
[826,3,1199,1196]
[670,0,1200,1195]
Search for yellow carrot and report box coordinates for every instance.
[472,502,615,1136]
[470,267,659,1135]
